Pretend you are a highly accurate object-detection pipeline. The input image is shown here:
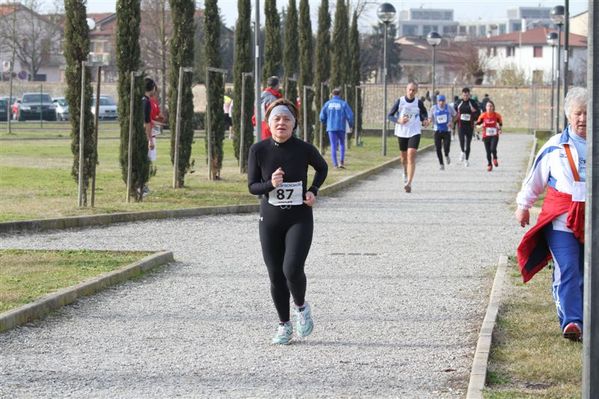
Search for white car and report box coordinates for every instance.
[53,97,69,121]
[91,96,118,120]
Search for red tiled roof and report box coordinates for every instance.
[480,27,587,47]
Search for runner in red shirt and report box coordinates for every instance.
[476,101,503,171]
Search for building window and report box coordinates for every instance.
[506,46,516,57]
[532,70,544,84]
[468,26,476,35]
[533,46,543,58]
[403,24,418,36]
[499,24,507,34]
[512,22,522,32]
[486,47,497,57]
[479,26,486,36]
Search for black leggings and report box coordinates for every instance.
[259,201,313,322]
[434,131,451,165]
[458,128,474,160]
[483,136,499,165]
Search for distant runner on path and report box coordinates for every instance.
[388,81,429,193]
[247,98,328,345]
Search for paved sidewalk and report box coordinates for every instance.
[0,134,532,398]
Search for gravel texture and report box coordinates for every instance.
[0,134,532,398]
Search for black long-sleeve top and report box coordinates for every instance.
[248,136,328,199]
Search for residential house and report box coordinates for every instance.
[0,3,63,82]
[479,27,587,86]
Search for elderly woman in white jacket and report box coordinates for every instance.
[515,86,587,342]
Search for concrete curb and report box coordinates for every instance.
[0,144,433,234]
[0,250,174,333]
[466,255,509,399]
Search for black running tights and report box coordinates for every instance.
[483,136,499,165]
[434,131,451,165]
[458,128,474,160]
[259,203,313,322]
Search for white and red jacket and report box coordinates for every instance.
[516,127,585,282]
[516,128,583,210]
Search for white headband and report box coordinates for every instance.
[268,105,295,126]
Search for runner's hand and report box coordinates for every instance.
[271,167,284,188]
[304,191,316,207]
[515,208,530,227]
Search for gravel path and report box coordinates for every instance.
[0,134,532,398]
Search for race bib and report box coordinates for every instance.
[572,181,586,202]
[436,114,448,124]
[400,108,418,121]
[152,125,161,136]
[268,181,303,206]
[460,114,471,121]
[486,127,497,136]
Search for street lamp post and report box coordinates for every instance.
[546,31,558,132]
[426,31,442,106]
[377,2,396,157]
[551,5,565,135]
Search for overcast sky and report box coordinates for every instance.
[47,0,588,32]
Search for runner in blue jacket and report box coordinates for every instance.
[319,87,354,168]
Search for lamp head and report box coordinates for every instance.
[546,31,558,46]
[377,3,396,24]
[426,31,442,46]
[551,5,565,26]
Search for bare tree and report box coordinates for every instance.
[447,41,488,85]
[140,0,172,110]
[0,0,62,80]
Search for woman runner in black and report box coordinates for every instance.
[248,98,328,345]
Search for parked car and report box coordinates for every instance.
[0,96,17,121]
[19,93,57,121]
[91,96,118,120]
[53,97,69,121]
[0,98,7,121]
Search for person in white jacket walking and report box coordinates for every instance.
[515,87,588,341]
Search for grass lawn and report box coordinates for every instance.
[0,249,152,313]
[0,129,431,222]
[484,257,582,398]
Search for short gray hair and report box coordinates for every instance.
[564,86,587,116]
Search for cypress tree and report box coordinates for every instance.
[204,0,225,179]
[283,0,298,103]
[263,0,282,81]
[314,0,331,147]
[330,0,349,90]
[298,0,314,142]
[64,0,95,205]
[116,0,148,201]
[168,0,195,187]
[348,10,362,140]
[232,0,254,171]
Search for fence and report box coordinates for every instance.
[0,81,563,131]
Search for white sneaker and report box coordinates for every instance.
[294,303,314,337]
[446,155,451,165]
[465,159,470,167]
[272,321,293,345]
[460,152,465,162]
[439,164,445,170]
[402,171,408,183]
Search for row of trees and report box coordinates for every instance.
[62,0,401,203]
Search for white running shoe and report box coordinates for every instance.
[402,171,408,183]
[460,152,465,162]
[465,159,470,167]
[439,164,445,170]
[272,321,293,345]
[294,303,314,337]
[446,155,451,165]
